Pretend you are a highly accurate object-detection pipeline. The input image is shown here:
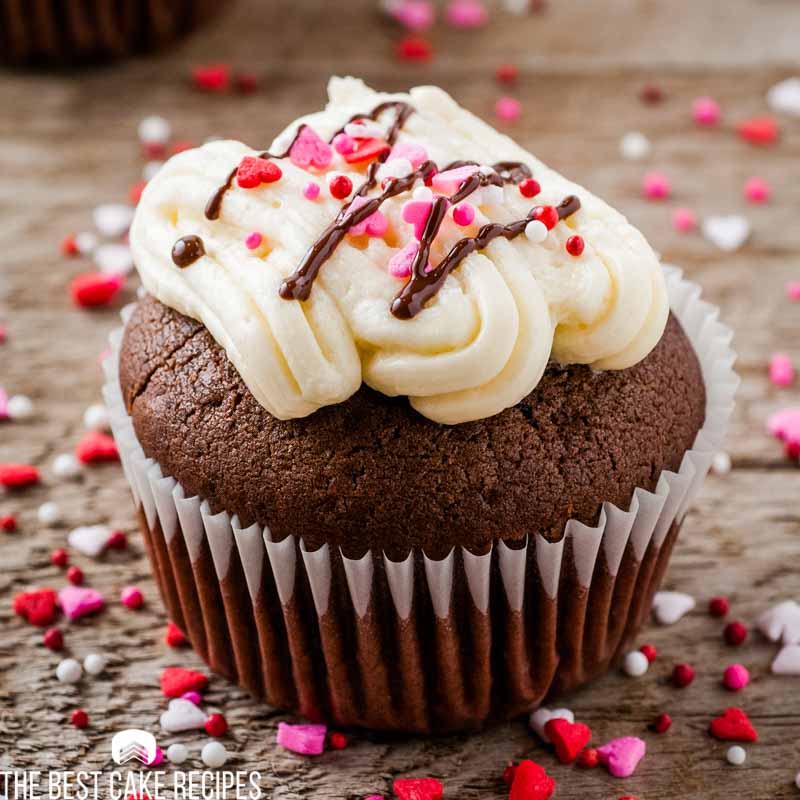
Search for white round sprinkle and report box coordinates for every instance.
[504,0,531,14]
[93,203,135,239]
[167,743,189,764]
[143,161,164,181]
[7,395,34,420]
[83,653,107,676]
[726,745,746,766]
[94,243,134,275]
[620,131,652,161]
[56,658,82,684]
[412,186,433,202]
[52,453,82,480]
[37,502,61,526]
[138,115,171,145]
[712,451,732,475]
[83,404,110,431]
[623,650,650,677]
[75,231,98,255]
[201,740,228,768]
[525,220,548,244]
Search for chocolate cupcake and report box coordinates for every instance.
[105,78,737,732]
[1,0,221,66]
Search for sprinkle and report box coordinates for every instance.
[597,737,646,778]
[692,96,721,126]
[43,627,64,651]
[236,156,282,189]
[389,0,435,31]
[724,621,748,646]
[181,691,203,705]
[166,621,188,647]
[769,353,795,387]
[75,231,98,254]
[622,650,649,677]
[402,198,435,240]
[528,707,574,741]
[711,451,732,475]
[332,133,356,155]
[14,589,58,626]
[343,138,391,165]
[544,718,592,764]
[7,394,34,420]
[452,203,476,227]
[495,63,519,84]
[642,170,671,200]
[639,643,657,662]
[347,196,389,237]
[277,722,327,755]
[171,140,195,154]
[619,131,651,161]
[652,713,672,733]
[93,203,135,238]
[161,667,208,698]
[431,164,478,196]
[68,524,112,558]
[577,748,599,768]
[56,658,82,684]
[396,35,433,62]
[757,600,800,644]
[531,205,558,230]
[702,214,751,252]
[83,403,109,431]
[67,566,84,585]
[772,644,800,675]
[143,141,166,159]
[744,176,771,203]
[192,64,230,92]
[672,207,697,232]
[94,243,134,275]
[388,141,429,168]
[709,708,758,742]
[723,663,750,691]
[506,761,553,800]
[303,182,321,201]
[53,453,82,479]
[737,116,779,146]
[128,181,147,205]
[50,548,69,568]
[83,653,107,676]
[167,743,189,764]
[161,700,206,734]
[75,431,119,464]
[502,764,517,785]
[59,586,104,620]
[445,0,489,28]
[61,235,80,256]
[345,119,386,140]
[205,713,228,737]
[70,272,124,308]
[201,741,228,769]
[290,126,333,170]
[388,243,427,279]
[565,235,585,257]
[71,709,89,728]
[766,77,800,117]
[785,282,800,301]
[524,220,548,244]
[329,174,354,201]
[235,72,259,94]
[495,96,522,122]
[1,515,17,532]
[671,663,695,688]
[0,388,7,420]
[245,232,263,250]
[377,158,414,183]
[0,463,40,489]
[329,732,347,750]
[37,502,61,526]
[726,745,746,766]
[709,596,730,617]
[121,586,144,609]
[519,178,541,198]
[768,409,800,460]
[640,84,664,104]
[653,590,695,624]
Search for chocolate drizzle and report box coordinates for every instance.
[171,235,205,268]
[204,166,237,221]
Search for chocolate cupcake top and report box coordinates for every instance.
[130,77,668,425]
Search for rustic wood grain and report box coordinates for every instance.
[1,1,800,798]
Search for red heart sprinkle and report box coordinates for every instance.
[737,116,779,146]
[509,760,555,800]
[192,63,230,92]
[70,272,124,308]
[236,156,283,189]
[396,36,433,63]
[0,463,40,489]
[709,707,758,742]
[544,718,592,763]
[160,667,208,698]
[343,138,391,165]
[14,589,58,626]
[75,431,119,464]
[393,778,443,800]
[165,621,188,648]
[1,514,17,531]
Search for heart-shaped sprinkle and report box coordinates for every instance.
[767,77,800,117]
[289,126,333,170]
[0,463,39,489]
[276,722,327,755]
[93,203,135,238]
[236,156,283,189]
[70,272,124,308]
[431,165,479,197]
[701,215,751,252]
[344,119,385,140]
[544,718,592,763]
[445,0,489,29]
[402,199,434,240]
[94,243,134,275]
[58,586,105,620]
[388,0,435,31]
[346,196,389,238]
[772,644,800,675]
[161,667,208,698]
[343,138,390,165]
[14,589,58,626]
[509,760,555,800]
[68,524,113,558]
[529,706,574,741]
[597,736,646,778]
[758,600,800,644]
[160,698,208,733]
[388,242,426,279]
[75,431,119,464]
[737,116,779,145]
[388,141,429,169]
[652,590,696,625]
[709,708,758,742]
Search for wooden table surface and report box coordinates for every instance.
[2,1,799,798]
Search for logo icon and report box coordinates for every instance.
[111,729,157,765]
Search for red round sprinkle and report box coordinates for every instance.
[329,731,347,750]
[652,712,672,733]
[43,627,64,651]
[143,141,166,160]
[329,175,354,200]
[518,178,541,198]
[640,84,664,104]
[106,530,127,550]
[672,663,695,688]
[1,514,18,532]
[577,748,599,768]
[532,205,559,230]
[67,566,84,586]
[495,63,519,85]
[235,72,259,94]
[709,596,730,617]
[61,235,79,257]
[71,709,89,729]
[50,548,69,568]
[396,36,433,63]
[639,644,657,663]
[204,713,228,737]
[724,621,748,646]
[192,63,231,92]
[502,764,517,786]
[566,235,585,256]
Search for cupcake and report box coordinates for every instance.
[106,77,736,732]
[1,0,221,66]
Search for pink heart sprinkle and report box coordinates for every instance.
[390,0,435,31]
[58,586,105,620]
[290,126,333,170]
[597,736,646,778]
[387,242,431,279]
[277,722,327,755]
[402,199,434,240]
[431,164,479,196]
[347,196,389,238]
[388,141,429,169]
[769,353,795,387]
[445,0,488,29]
[768,407,800,440]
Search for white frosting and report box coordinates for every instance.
[130,77,668,424]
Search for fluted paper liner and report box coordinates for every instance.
[104,267,737,733]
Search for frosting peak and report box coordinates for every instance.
[130,77,668,424]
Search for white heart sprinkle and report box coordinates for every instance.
[652,591,696,625]
[93,204,135,239]
[702,215,751,252]
[767,77,800,117]
[138,115,172,145]
[68,525,112,558]
[160,699,207,733]
[529,706,574,741]
[772,644,800,675]
[758,600,800,645]
[619,131,651,161]
[94,243,134,275]
[75,231,98,254]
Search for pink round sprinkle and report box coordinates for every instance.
[332,133,356,155]
[120,586,143,609]
[452,202,476,227]
[181,691,203,705]
[722,663,750,691]
[245,232,263,250]
[786,282,800,301]
[672,207,696,232]
[303,181,321,201]
[692,96,721,126]
[769,353,795,387]
[744,176,770,204]
[495,96,521,122]
[642,171,671,200]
